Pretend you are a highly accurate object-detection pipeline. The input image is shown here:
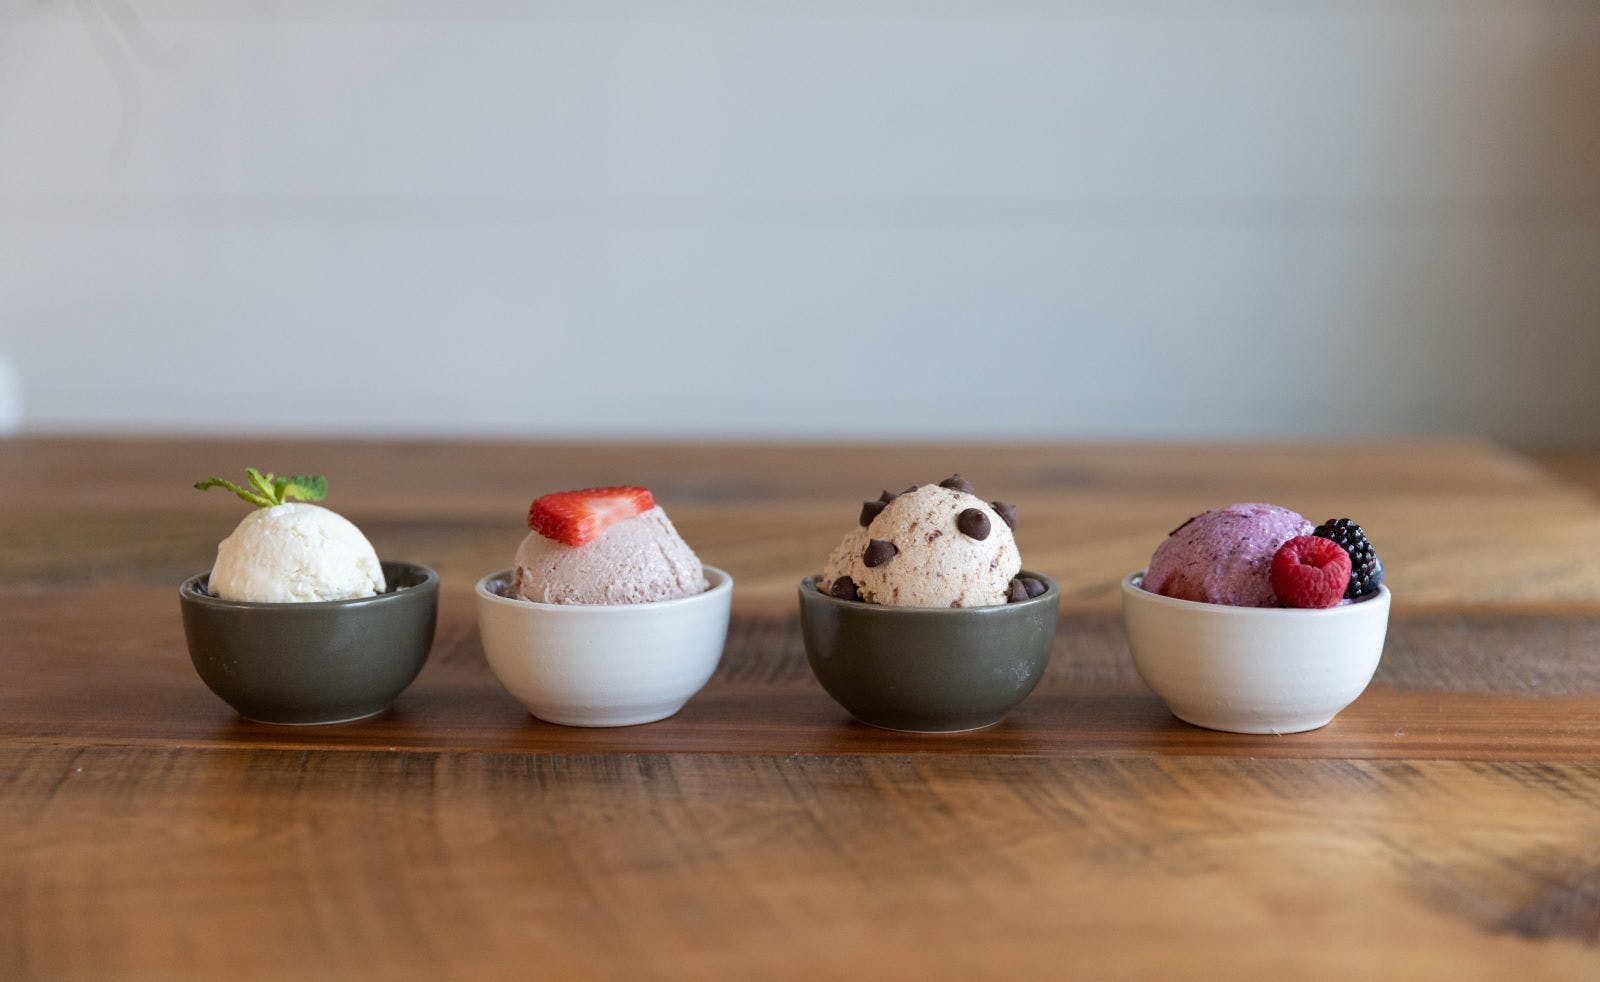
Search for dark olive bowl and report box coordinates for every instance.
[179,561,438,725]
[797,571,1060,733]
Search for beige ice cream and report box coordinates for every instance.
[821,482,1022,607]
[513,506,706,605]
[209,503,385,603]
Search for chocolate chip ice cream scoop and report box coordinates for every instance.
[820,482,1021,607]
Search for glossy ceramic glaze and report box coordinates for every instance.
[476,566,733,727]
[179,561,438,724]
[797,571,1059,733]
[1122,571,1390,734]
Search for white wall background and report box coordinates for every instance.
[2,0,1597,440]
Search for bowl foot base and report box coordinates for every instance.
[1169,710,1336,735]
[529,703,689,728]
[239,707,389,727]
[853,715,1004,734]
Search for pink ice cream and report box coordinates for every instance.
[1144,503,1312,607]
[512,506,707,605]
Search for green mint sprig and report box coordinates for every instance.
[195,468,328,508]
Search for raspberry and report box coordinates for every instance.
[1312,518,1383,598]
[1270,535,1351,609]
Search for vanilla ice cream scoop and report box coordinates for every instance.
[209,503,385,603]
[821,477,1025,607]
[196,469,385,603]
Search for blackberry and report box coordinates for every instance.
[1312,518,1383,599]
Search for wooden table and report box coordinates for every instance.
[3,438,1598,979]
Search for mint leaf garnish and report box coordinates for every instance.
[194,476,274,508]
[280,475,327,502]
[195,469,329,508]
[245,467,276,501]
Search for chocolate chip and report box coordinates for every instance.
[828,576,861,601]
[938,473,976,496]
[1007,578,1029,603]
[878,489,900,503]
[863,539,898,567]
[859,499,887,526]
[956,508,991,541]
[902,485,920,496]
[1020,576,1046,599]
[990,501,1017,530]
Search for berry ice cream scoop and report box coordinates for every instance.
[1144,503,1312,607]
[196,469,384,603]
[1145,504,1386,609]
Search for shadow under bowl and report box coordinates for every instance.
[797,571,1060,733]
[179,561,438,725]
[1122,571,1390,734]
[475,566,734,727]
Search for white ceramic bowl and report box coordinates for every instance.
[476,566,733,727]
[1121,571,1390,734]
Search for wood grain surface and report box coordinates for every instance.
[3,437,1599,980]
[5,747,1598,981]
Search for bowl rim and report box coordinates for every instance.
[799,569,1060,613]
[476,564,733,611]
[1123,570,1389,617]
[179,560,438,611]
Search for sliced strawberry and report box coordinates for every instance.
[527,486,655,546]
[1270,535,1352,609]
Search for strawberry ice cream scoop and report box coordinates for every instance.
[512,506,706,605]
[1144,503,1312,607]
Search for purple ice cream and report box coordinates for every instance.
[1144,503,1312,607]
